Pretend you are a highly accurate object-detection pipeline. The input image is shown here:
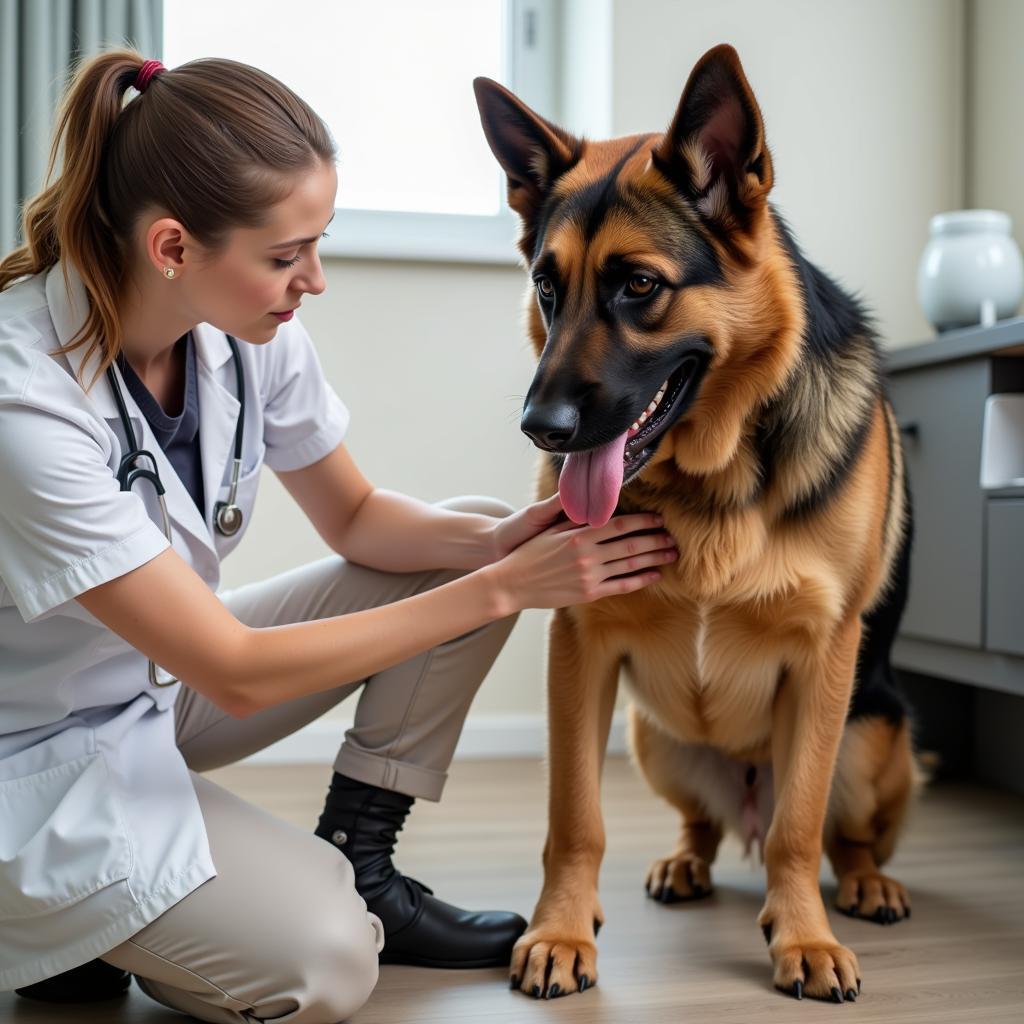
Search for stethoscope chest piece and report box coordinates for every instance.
[214,496,243,536]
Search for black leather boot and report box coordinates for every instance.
[15,958,131,1003]
[314,772,526,968]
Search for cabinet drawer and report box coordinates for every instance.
[887,359,988,647]
[986,499,1024,656]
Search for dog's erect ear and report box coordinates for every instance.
[473,77,582,253]
[652,45,773,231]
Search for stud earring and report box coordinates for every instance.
[163,267,176,279]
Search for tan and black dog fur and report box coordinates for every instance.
[474,44,925,1004]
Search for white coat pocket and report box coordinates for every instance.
[0,752,132,919]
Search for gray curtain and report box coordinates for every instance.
[0,0,163,254]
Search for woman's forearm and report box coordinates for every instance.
[231,562,515,716]
[337,488,498,573]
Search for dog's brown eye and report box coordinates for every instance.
[627,274,657,297]
[535,276,554,300]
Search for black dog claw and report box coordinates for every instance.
[578,974,589,993]
[793,980,804,1000]
[509,975,519,990]
[831,986,843,1004]
[531,984,541,999]
[593,918,603,936]
[845,987,857,1002]
[547,984,561,999]
[761,923,773,945]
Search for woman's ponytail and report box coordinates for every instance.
[0,50,144,389]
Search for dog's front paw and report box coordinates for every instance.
[645,852,713,903]
[760,922,861,1003]
[836,870,911,924]
[509,922,599,999]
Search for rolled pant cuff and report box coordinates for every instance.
[333,746,448,802]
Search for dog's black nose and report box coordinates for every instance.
[521,401,579,451]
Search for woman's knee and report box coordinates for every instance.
[423,494,522,627]
[434,494,516,520]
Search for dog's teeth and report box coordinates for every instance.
[631,378,671,437]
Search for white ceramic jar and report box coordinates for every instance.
[917,209,1024,331]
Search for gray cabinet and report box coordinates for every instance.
[986,499,1024,657]
[886,360,988,647]
[885,320,1024,699]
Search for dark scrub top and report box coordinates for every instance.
[117,331,204,515]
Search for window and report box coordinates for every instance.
[163,0,558,262]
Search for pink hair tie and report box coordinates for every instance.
[134,59,166,94]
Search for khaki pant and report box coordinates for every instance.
[101,496,519,1023]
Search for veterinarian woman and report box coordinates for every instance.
[0,52,678,1022]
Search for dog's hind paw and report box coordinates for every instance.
[645,853,714,904]
[835,870,910,924]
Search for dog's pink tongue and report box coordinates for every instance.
[558,430,629,526]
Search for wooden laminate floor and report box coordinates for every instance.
[3,757,1023,1023]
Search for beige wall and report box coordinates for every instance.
[965,0,1024,239]
[610,0,965,350]
[224,1,973,733]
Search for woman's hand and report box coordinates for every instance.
[488,493,568,562]
[488,511,678,613]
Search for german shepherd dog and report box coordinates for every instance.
[474,45,924,1003]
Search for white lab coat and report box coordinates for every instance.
[0,261,350,991]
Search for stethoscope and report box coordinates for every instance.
[105,333,246,687]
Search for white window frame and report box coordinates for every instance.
[317,0,559,265]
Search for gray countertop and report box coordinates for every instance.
[884,316,1024,373]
